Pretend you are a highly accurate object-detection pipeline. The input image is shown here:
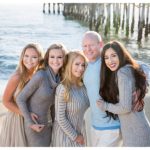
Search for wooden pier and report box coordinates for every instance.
[43,3,63,14]
[62,3,150,42]
[43,3,150,42]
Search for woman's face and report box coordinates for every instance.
[71,56,86,78]
[23,48,39,71]
[48,49,64,74]
[104,48,120,71]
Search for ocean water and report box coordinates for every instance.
[0,3,89,96]
[0,2,150,97]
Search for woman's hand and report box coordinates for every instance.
[30,112,39,124]
[75,135,84,145]
[96,99,105,111]
[29,124,45,132]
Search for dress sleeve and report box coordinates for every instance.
[16,71,43,127]
[83,86,90,107]
[55,84,78,141]
[103,67,133,114]
[139,62,150,83]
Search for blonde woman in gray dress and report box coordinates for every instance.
[0,43,44,146]
[52,51,89,147]
[16,43,67,147]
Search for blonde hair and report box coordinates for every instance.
[16,43,44,92]
[62,51,87,102]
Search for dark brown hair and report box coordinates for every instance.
[44,43,68,78]
[100,40,147,119]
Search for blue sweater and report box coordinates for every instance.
[83,58,120,130]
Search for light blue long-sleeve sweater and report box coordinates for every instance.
[83,58,120,130]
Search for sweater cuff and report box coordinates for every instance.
[71,132,78,141]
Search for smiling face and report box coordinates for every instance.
[82,35,102,62]
[104,48,120,71]
[48,49,64,74]
[23,48,39,71]
[71,56,86,78]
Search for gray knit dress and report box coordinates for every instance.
[51,84,89,147]
[102,65,150,146]
[16,67,59,147]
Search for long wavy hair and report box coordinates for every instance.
[16,43,44,93]
[100,40,147,119]
[44,43,68,79]
[61,51,87,102]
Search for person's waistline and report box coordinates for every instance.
[92,125,120,130]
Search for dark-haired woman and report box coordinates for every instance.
[97,40,150,146]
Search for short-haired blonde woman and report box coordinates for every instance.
[52,51,89,147]
[0,43,44,146]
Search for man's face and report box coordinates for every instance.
[82,36,102,62]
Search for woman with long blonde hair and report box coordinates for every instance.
[52,51,89,147]
[16,43,67,146]
[0,43,44,146]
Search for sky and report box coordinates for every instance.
[0,0,148,4]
